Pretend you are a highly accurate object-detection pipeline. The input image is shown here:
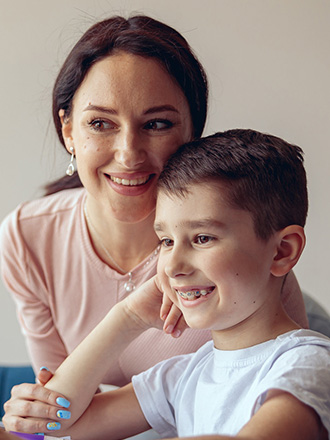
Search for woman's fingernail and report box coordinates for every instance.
[40,366,50,371]
[47,422,61,431]
[56,397,71,408]
[57,410,71,419]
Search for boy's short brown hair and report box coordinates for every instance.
[158,129,308,240]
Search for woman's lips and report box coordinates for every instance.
[110,175,151,186]
[105,173,156,196]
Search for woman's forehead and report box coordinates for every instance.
[72,52,192,117]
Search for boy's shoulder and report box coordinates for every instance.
[276,328,330,349]
[270,329,330,364]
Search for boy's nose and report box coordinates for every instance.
[165,248,193,279]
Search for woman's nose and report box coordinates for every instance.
[165,247,193,279]
[114,128,147,169]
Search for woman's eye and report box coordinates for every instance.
[160,238,174,247]
[87,119,115,131]
[144,119,173,131]
[196,235,213,245]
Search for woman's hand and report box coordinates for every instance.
[2,377,71,434]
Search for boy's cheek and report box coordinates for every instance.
[156,257,167,281]
[157,265,176,299]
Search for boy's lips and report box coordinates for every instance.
[174,286,215,301]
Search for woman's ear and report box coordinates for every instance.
[59,109,74,153]
[270,225,306,277]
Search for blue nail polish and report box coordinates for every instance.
[47,422,61,430]
[57,410,71,419]
[56,397,71,408]
[39,366,50,371]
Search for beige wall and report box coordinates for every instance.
[1,0,329,363]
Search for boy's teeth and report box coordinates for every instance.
[110,176,149,186]
[177,288,213,300]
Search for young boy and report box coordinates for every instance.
[3,129,330,439]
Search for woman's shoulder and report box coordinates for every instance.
[2,188,85,225]
[0,187,86,247]
[17,187,85,220]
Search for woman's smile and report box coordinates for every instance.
[105,172,156,196]
[109,174,152,187]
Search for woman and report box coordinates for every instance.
[0,15,307,388]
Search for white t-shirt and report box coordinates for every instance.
[132,329,330,438]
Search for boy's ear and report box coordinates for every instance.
[59,109,74,153]
[270,225,306,277]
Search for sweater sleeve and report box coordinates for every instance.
[0,208,68,374]
[281,271,308,328]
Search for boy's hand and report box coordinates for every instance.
[161,280,187,338]
[124,275,187,337]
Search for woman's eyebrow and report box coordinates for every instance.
[144,105,179,115]
[83,104,179,115]
[83,104,117,114]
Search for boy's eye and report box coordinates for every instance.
[144,119,173,130]
[195,235,213,244]
[160,238,174,247]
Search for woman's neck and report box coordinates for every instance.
[84,196,159,274]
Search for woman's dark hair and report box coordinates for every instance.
[45,15,208,195]
[158,129,308,240]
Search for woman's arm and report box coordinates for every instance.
[0,209,69,374]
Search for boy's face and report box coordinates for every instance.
[155,181,280,343]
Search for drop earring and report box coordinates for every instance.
[66,147,75,176]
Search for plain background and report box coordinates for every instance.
[0,0,329,364]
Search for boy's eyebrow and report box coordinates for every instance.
[154,218,225,232]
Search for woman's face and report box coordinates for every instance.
[61,52,193,223]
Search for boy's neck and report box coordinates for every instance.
[212,297,300,351]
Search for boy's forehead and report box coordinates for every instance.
[156,181,227,208]
[155,183,228,227]
[154,182,255,233]
[154,192,180,227]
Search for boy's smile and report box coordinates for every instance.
[175,286,215,300]
[155,181,287,349]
